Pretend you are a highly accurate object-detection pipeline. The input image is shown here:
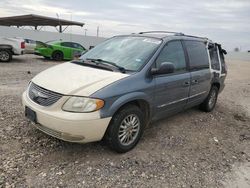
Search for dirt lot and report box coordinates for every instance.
[0,54,250,188]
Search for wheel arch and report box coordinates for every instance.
[115,99,150,124]
[0,44,13,50]
[102,92,152,125]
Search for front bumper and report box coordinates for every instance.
[34,51,42,56]
[22,91,111,143]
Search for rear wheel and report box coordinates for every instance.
[199,85,219,112]
[52,51,63,61]
[105,105,145,153]
[0,49,12,62]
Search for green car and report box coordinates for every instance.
[35,41,86,61]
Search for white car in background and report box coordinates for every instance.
[0,37,25,62]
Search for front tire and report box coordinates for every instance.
[0,49,12,62]
[199,85,219,112]
[105,105,145,153]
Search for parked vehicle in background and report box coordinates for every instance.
[24,39,36,54]
[35,41,86,61]
[0,37,25,62]
[14,37,37,54]
[23,31,227,153]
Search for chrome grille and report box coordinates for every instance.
[28,82,63,106]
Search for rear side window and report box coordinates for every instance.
[184,41,209,69]
[61,42,73,48]
[155,41,186,72]
[209,45,220,70]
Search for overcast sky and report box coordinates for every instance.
[0,0,250,50]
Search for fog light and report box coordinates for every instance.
[61,133,85,142]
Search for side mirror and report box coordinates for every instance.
[151,62,175,75]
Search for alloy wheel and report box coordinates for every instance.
[0,51,9,61]
[118,114,140,146]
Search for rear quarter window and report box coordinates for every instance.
[220,52,226,74]
[184,40,209,70]
[209,45,220,70]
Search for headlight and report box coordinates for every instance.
[62,96,104,112]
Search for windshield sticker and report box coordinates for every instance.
[143,38,161,44]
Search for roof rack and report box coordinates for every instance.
[138,31,208,40]
[138,31,184,36]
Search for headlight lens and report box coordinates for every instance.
[62,96,104,112]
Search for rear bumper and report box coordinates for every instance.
[22,91,111,143]
[13,50,24,55]
[219,75,227,93]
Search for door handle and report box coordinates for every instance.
[192,79,199,84]
[183,81,190,87]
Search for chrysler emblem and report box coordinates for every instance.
[31,89,48,99]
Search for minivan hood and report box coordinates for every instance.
[32,62,129,96]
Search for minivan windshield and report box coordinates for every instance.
[79,36,162,71]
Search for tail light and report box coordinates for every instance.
[21,42,25,49]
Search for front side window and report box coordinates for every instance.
[80,36,162,71]
[155,40,186,72]
[184,41,209,69]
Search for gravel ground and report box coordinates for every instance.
[0,54,250,188]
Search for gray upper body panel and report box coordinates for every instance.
[90,34,225,119]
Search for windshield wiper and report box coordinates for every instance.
[71,60,114,72]
[86,58,126,73]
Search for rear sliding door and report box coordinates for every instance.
[184,40,212,107]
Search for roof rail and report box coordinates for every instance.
[182,34,208,40]
[138,31,184,35]
[138,31,209,40]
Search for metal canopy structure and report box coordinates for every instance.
[0,14,84,33]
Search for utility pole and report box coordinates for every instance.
[69,12,72,41]
[97,26,99,37]
[56,13,62,33]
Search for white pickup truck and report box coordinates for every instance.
[0,37,25,62]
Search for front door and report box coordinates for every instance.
[153,40,191,120]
